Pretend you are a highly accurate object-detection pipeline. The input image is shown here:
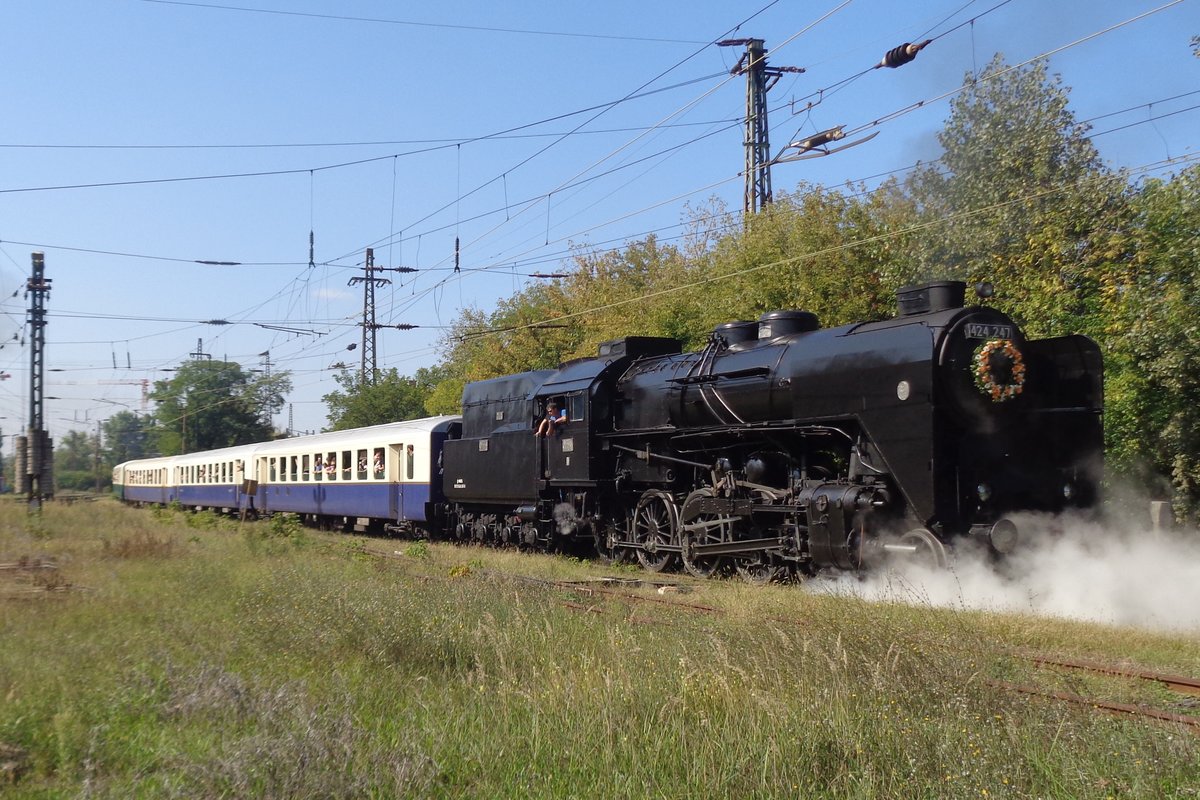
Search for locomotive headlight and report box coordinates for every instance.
[1062,482,1076,502]
[976,483,993,503]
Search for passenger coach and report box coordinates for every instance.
[251,416,459,530]
[113,416,461,531]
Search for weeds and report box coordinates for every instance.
[101,530,175,559]
[267,513,304,540]
[0,499,1197,797]
[149,504,176,523]
[182,509,226,531]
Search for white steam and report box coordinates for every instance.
[816,514,1200,634]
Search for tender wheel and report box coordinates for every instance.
[896,527,948,569]
[680,488,732,579]
[632,490,679,573]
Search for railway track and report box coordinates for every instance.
[992,652,1200,732]
[1027,653,1200,697]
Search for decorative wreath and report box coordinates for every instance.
[972,338,1026,403]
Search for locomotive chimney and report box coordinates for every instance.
[896,280,966,316]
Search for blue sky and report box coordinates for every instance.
[1,0,1196,444]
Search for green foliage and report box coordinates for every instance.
[149,360,291,455]
[905,55,1126,339]
[54,469,103,492]
[150,504,178,523]
[54,430,96,473]
[405,540,429,559]
[1099,165,1200,519]
[267,513,304,540]
[102,410,151,466]
[323,365,444,430]
[182,509,226,531]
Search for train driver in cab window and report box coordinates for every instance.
[534,400,568,437]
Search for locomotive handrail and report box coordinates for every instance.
[669,366,770,384]
[611,443,711,470]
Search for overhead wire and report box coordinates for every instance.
[139,0,712,45]
[361,1,851,328]
[0,74,731,194]
[342,0,788,263]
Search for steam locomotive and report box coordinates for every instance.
[115,280,1103,578]
[444,279,1102,577]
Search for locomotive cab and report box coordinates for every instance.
[536,390,591,484]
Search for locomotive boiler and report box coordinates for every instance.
[441,280,1103,578]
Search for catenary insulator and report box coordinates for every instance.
[878,39,932,68]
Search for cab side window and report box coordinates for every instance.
[566,394,586,423]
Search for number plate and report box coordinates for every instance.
[965,322,1013,339]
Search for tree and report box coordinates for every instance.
[906,55,1127,338]
[149,360,290,454]
[1100,165,1200,520]
[54,429,100,491]
[323,366,445,430]
[102,410,151,465]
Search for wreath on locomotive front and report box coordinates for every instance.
[971,338,1026,403]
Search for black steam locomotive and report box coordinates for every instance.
[441,280,1103,578]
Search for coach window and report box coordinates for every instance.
[406,444,415,480]
[269,458,277,482]
[372,448,384,478]
[300,454,310,481]
[287,456,296,482]
[356,449,368,480]
[341,451,351,479]
[314,453,324,481]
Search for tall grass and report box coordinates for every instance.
[0,499,1197,797]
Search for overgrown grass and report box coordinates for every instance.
[0,498,1197,797]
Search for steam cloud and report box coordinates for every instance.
[816,513,1200,634]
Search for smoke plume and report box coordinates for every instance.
[817,513,1200,634]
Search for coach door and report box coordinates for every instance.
[256,457,271,513]
[543,392,590,483]
[388,443,404,521]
